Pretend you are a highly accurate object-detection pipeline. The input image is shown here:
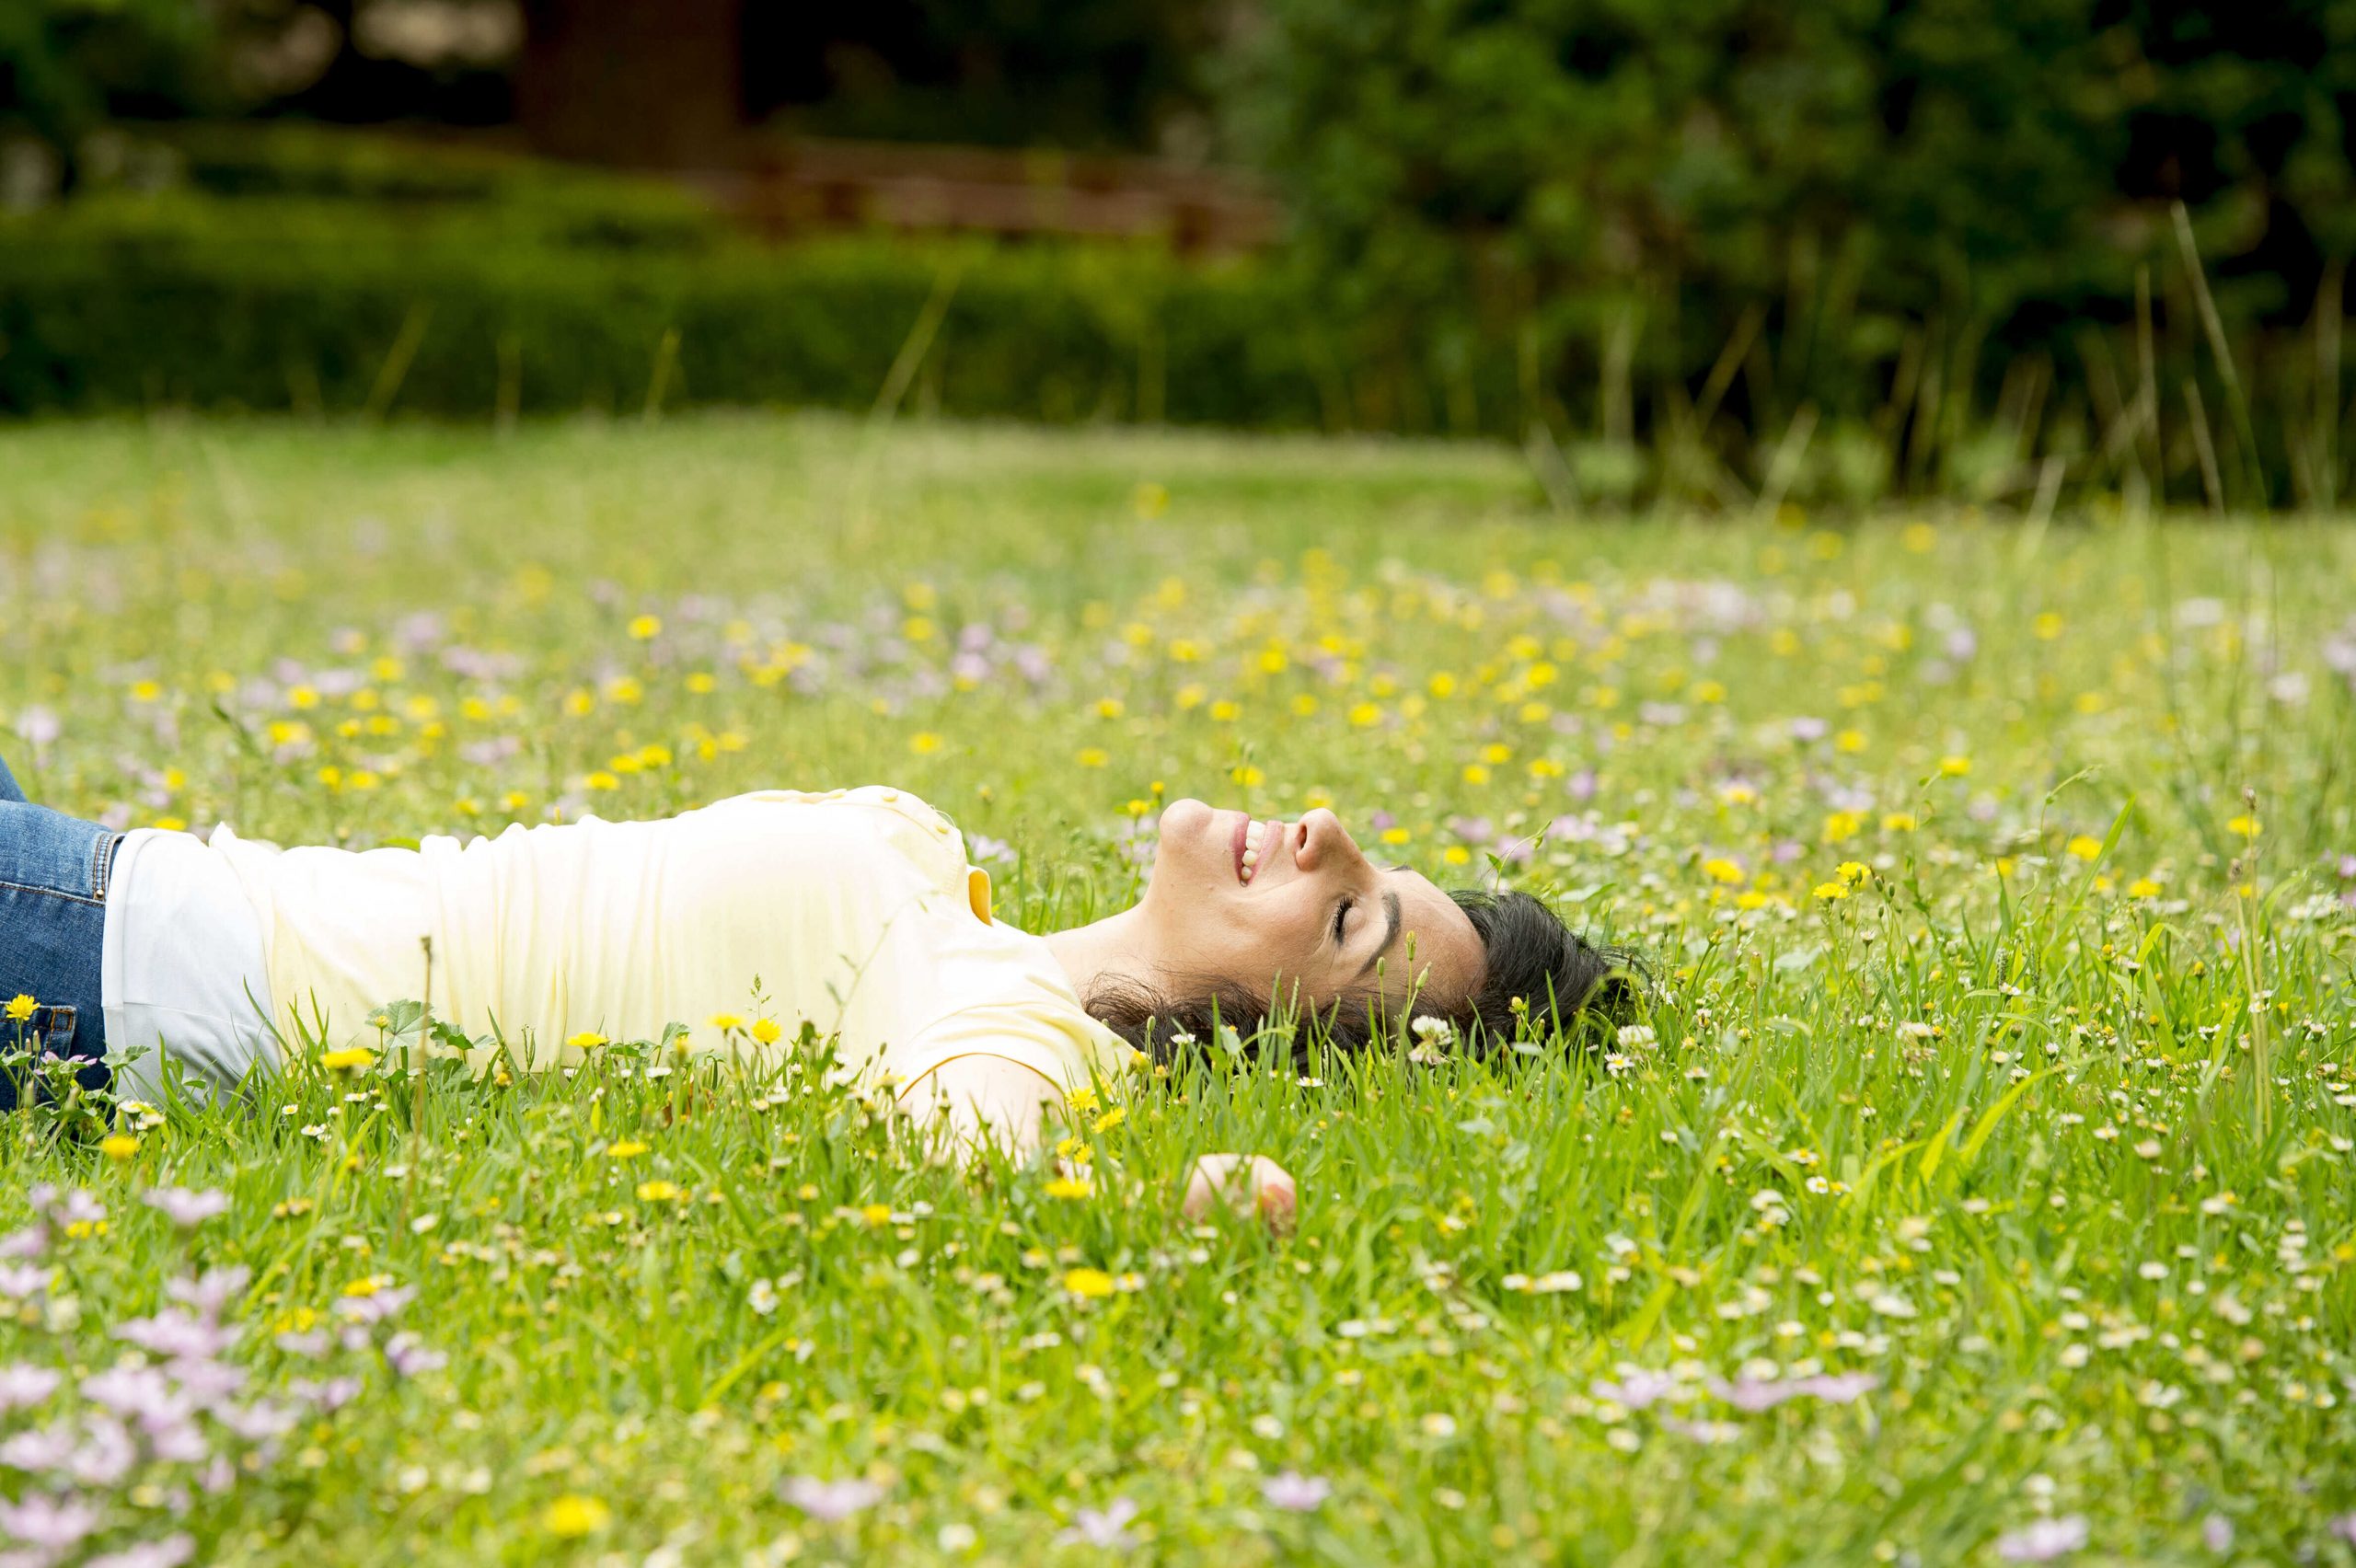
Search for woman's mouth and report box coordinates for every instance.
[1235,814,1287,884]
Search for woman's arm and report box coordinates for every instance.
[895,1053,1065,1164]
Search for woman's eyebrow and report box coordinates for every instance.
[1353,889,1403,980]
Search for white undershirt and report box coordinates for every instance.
[101,827,279,1103]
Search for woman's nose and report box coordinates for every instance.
[1296,807,1350,870]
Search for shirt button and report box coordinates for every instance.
[881,790,899,801]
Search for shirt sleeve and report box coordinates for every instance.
[884,999,1142,1101]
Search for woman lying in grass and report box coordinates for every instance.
[1,751,1625,1224]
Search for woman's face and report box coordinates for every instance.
[1135,799,1484,1014]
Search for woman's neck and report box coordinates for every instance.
[1042,905,1153,1005]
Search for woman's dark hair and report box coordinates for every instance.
[1081,888,1642,1066]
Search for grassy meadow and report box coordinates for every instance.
[2,412,2354,1566]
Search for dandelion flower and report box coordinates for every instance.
[543,1495,611,1538]
[1063,1268,1116,1298]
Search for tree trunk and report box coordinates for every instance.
[515,0,747,167]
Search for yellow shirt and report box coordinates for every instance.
[208,786,1142,1097]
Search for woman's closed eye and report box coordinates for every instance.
[1331,897,1354,943]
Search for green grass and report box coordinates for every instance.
[2,411,2354,1566]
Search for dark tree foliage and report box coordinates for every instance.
[0,0,217,188]
[1217,0,2356,447]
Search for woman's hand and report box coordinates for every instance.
[1181,1153,1298,1235]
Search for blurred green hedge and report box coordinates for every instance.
[0,187,1341,430]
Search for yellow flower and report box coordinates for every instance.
[1064,1086,1100,1114]
[1822,811,1863,844]
[909,732,942,755]
[544,1495,611,1538]
[567,1032,608,1051]
[2065,835,2104,861]
[4,995,35,1023]
[1836,861,1871,885]
[709,1012,744,1031]
[2226,814,2260,838]
[750,1019,782,1045]
[635,1181,683,1203]
[1077,747,1110,768]
[2128,877,2162,899]
[1091,1105,1126,1134]
[1700,858,1745,885]
[100,1135,140,1161]
[860,1204,893,1227]
[320,1047,375,1073]
[1045,1175,1093,1200]
[1813,882,1849,902]
[1461,765,1490,786]
[607,1140,649,1159]
[1063,1267,1116,1298]
[1937,755,1972,777]
[627,615,661,640]
[1881,813,1917,832]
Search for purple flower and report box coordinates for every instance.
[81,1365,176,1417]
[14,706,61,749]
[87,1533,197,1568]
[1260,1471,1331,1512]
[1995,1516,2088,1562]
[1565,768,1598,802]
[779,1476,884,1521]
[288,1376,362,1413]
[384,1332,446,1378]
[115,1309,237,1361]
[143,1188,229,1228]
[1592,1370,1678,1411]
[214,1401,300,1442]
[1447,815,1494,847]
[2201,1514,2233,1552]
[147,1417,211,1465]
[1796,1371,1879,1404]
[274,1330,331,1359]
[334,1285,417,1325]
[0,1227,46,1261]
[0,1366,60,1412]
[1709,1377,1802,1413]
[0,1491,98,1549]
[37,1188,105,1228]
[2330,1514,2356,1546]
[68,1416,141,1487]
[0,1265,47,1300]
[0,1422,75,1473]
[165,1356,246,1407]
[2336,853,2356,882]
[165,1266,249,1323]
[1057,1497,1140,1550]
[1789,716,1830,744]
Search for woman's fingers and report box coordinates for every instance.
[1181,1153,1298,1235]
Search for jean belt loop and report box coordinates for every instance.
[35,1005,77,1056]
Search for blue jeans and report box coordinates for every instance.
[0,750,121,1108]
